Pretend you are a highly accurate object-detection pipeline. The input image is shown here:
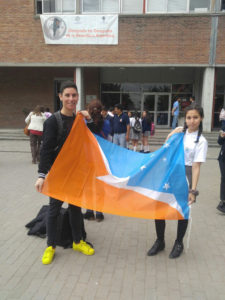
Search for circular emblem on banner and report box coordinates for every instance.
[43,17,67,40]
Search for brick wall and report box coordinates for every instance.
[216,17,225,64]
[0,67,74,128]
[83,68,100,106]
[0,1,216,65]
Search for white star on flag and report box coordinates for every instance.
[163,183,170,190]
[164,143,170,148]
[140,165,146,171]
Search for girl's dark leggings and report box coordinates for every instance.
[153,165,191,243]
[155,219,188,243]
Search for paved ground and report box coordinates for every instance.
[0,139,224,300]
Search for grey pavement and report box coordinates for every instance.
[0,139,224,300]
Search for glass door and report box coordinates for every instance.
[143,93,171,128]
[143,94,155,125]
[156,94,171,127]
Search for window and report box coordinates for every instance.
[147,0,187,13]
[101,83,141,111]
[121,0,143,13]
[40,0,76,14]
[82,0,142,14]
[189,0,210,12]
[222,0,225,11]
[146,0,210,13]
[36,0,42,14]
[83,0,119,13]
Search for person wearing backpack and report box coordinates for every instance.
[35,81,95,265]
[130,111,142,152]
[141,110,152,153]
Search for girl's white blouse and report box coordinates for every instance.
[183,129,208,166]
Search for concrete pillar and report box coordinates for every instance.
[201,67,215,132]
[194,68,203,105]
[75,67,83,111]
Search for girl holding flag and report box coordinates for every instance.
[147,103,208,259]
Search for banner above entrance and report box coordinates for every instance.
[40,15,118,45]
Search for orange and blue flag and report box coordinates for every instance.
[42,113,189,220]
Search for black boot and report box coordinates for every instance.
[169,240,183,259]
[217,201,225,214]
[96,212,104,222]
[83,210,95,220]
[147,239,165,256]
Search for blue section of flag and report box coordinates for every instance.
[95,133,189,219]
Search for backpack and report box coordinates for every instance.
[133,119,142,133]
[54,111,64,145]
[25,205,87,248]
[150,122,155,136]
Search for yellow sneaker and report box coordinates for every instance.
[42,246,55,265]
[73,240,95,256]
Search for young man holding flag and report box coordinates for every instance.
[35,81,95,265]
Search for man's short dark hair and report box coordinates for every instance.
[60,81,78,94]
[114,103,123,111]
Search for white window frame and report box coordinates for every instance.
[145,0,211,14]
[82,0,121,14]
[41,0,76,14]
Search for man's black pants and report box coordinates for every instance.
[47,197,82,247]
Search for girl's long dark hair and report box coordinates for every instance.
[88,99,104,133]
[183,103,204,143]
[33,105,42,116]
[143,110,152,125]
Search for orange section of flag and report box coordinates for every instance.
[42,114,184,220]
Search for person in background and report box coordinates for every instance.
[108,107,114,117]
[219,106,225,131]
[83,100,111,222]
[216,129,225,214]
[101,106,114,142]
[141,110,151,153]
[147,103,208,259]
[112,104,130,148]
[189,96,195,104]
[25,105,46,164]
[130,111,142,152]
[44,107,52,119]
[172,97,181,129]
[127,111,133,148]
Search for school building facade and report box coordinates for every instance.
[0,0,225,131]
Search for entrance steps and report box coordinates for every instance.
[148,129,220,148]
[0,128,220,147]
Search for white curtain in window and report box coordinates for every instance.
[147,0,167,12]
[122,0,142,13]
[43,0,56,13]
[54,0,62,12]
[102,0,119,12]
[189,0,210,11]
[62,0,75,12]
[168,0,187,12]
[83,0,100,12]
